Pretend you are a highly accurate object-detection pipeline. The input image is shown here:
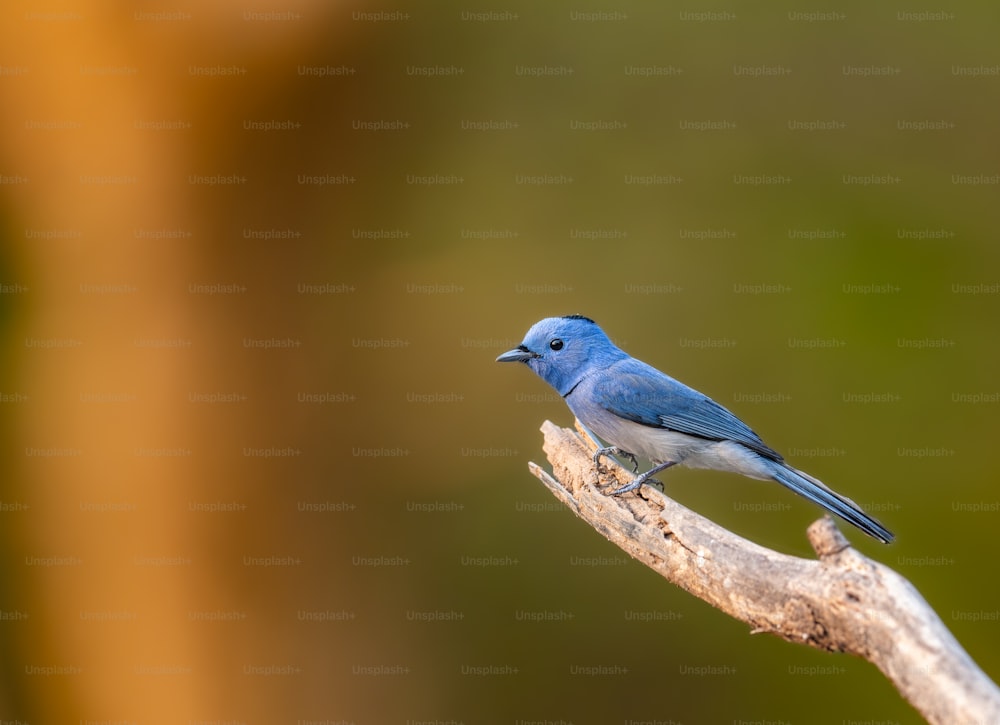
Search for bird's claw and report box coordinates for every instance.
[608,461,678,496]
[610,473,649,495]
[592,446,639,473]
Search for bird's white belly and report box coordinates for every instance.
[587,416,774,481]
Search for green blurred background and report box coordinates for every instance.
[0,1,998,723]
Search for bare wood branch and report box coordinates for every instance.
[529,420,1000,725]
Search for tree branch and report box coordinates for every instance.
[528,420,1000,725]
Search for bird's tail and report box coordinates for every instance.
[768,462,894,544]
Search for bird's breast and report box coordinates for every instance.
[573,407,774,480]
[587,414,708,465]
[567,395,689,461]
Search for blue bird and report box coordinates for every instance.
[497,315,893,544]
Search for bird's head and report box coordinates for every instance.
[496,315,625,396]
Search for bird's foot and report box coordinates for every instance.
[592,446,639,474]
[646,478,665,493]
[609,461,678,496]
[609,475,648,495]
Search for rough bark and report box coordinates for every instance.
[528,420,1000,725]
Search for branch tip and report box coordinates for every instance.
[807,516,851,559]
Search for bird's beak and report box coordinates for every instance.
[496,344,539,363]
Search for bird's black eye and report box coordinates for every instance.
[549,338,563,351]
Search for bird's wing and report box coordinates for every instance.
[590,359,783,461]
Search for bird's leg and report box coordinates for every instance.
[610,460,678,495]
[592,446,639,474]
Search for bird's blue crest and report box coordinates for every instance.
[508,315,627,396]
